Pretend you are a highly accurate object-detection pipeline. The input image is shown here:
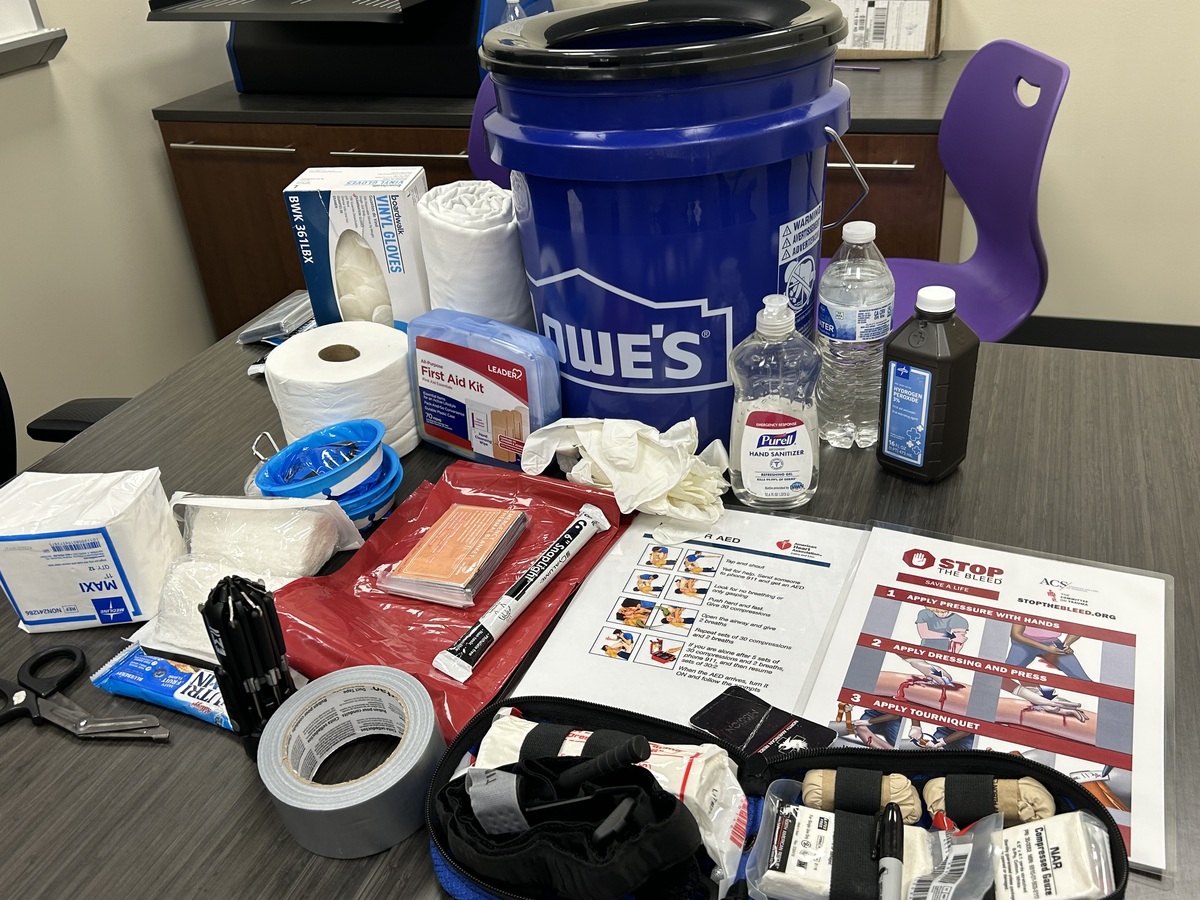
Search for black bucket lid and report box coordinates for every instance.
[480,0,848,81]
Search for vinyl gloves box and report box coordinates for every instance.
[284,167,431,329]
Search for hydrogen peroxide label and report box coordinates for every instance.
[816,298,893,342]
[881,361,932,466]
[738,409,813,498]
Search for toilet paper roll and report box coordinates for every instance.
[416,180,534,329]
[265,321,419,456]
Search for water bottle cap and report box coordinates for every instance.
[841,221,876,244]
[757,293,795,339]
[916,286,956,314]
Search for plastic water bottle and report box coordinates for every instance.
[502,0,526,22]
[815,221,895,449]
[729,294,822,509]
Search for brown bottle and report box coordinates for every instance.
[876,286,980,482]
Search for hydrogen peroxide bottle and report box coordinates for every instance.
[877,286,980,482]
[729,294,822,508]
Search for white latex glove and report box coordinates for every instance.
[522,418,730,542]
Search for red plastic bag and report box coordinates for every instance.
[274,461,627,739]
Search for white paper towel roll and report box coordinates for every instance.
[416,180,535,329]
[265,321,419,456]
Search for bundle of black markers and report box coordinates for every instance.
[201,575,296,758]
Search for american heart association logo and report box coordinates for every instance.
[777,540,792,550]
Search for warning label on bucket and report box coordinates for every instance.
[778,203,823,331]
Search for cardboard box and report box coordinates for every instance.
[284,167,431,328]
[832,0,942,60]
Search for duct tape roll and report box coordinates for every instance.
[257,666,446,858]
[265,321,419,457]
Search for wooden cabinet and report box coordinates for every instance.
[159,120,472,337]
[161,119,942,337]
[821,133,945,261]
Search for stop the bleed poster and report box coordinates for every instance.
[802,525,1171,873]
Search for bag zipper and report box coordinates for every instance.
[426,697,1130,900]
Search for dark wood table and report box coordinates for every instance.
[1,333,1193,897]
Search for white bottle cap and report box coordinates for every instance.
[841,221,876,244]
[916,286,956,314]
[757,294,795,339]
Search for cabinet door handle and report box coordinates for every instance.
[168,142,297,153]
[327,150,468,159]
[827,162,916,171]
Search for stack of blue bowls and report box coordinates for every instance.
[255,418,403,531]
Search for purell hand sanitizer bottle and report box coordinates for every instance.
[729,294,822,509]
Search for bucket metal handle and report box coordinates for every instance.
[822,126,870,232]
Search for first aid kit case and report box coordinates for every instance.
[426,695,1130,900]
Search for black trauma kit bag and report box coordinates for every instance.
[426,696,1129,900]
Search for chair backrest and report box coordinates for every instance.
[941,40,1069,315]
[1,370,16,484]
[468,74,512,189]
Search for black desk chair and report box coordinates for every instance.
[0,371,128,483]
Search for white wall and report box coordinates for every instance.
[941,1,1200,327]
[1,1,228,470]
[2,0,1195,471]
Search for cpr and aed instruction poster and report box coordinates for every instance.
[801,526,1171,873]
[516,510,867,731]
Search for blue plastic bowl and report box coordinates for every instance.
[256,419,386,500]
[339,444,403,531]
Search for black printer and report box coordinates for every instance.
[147,0,504,97]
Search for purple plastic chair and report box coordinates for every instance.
[468,74,511,189]
[877,40,1069,341]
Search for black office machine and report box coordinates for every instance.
[146,0,512,96]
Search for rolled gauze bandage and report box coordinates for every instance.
[923,776,1055,827]
[416,180,534,330]
[257,666,446,859]
[800,769,923,824]
[265,321,419,456]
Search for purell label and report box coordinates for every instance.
[739,409,813,499]
[530,268,734,394]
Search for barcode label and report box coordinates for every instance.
[908,844,972,900]
[870,2,890,45]
[50,539,102,552]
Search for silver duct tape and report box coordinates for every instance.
[257,666,446,858]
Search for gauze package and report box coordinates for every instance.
[0,469,184,632]
[284,167,431,328]
[130,494,363,665]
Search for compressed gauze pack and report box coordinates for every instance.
[131,495,363,664]
[0,469,183,632]
[266,321,419,456]
[416,180,534,330]
[284,167,430,327]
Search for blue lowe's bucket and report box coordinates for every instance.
[480,0,850,448]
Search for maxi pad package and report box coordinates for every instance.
[0,469,185,632]
[284,167,431,329]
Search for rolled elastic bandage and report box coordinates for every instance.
[923,776,1055,827]
[433,504,611,683]
[800,769,923,824]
